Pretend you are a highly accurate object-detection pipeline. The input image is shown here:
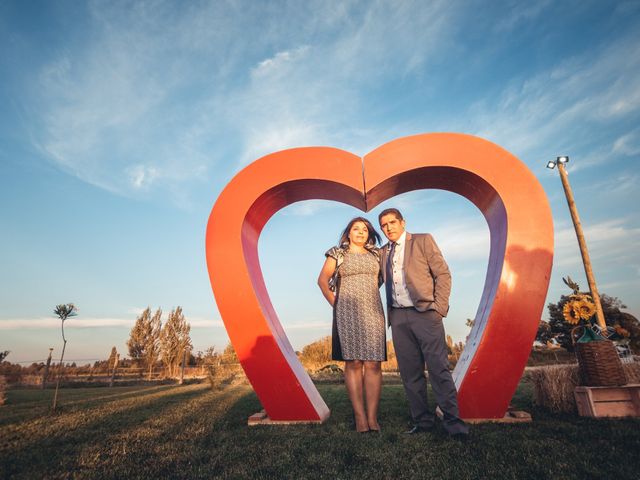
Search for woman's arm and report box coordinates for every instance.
[317,256,337,307]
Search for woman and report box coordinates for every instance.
[317,217,386,433]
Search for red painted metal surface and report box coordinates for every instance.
[363,133,554,418]
[205,133,553,421]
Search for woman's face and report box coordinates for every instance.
[348,221,369,247]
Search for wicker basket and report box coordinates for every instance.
[573,327,627,387]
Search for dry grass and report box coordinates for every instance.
[529,365,581,413]
[528,361,640,413]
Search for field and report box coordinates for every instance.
[1,379,639,479]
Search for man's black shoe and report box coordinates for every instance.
[404,425,434,434]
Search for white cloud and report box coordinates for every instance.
[281,200,343,217]
[613,129,640,156]
[126,164,160,189]
[0,315,224,330]
[251,46,310,79]
[494,0,552,31]
[31,0,464,196]
[284,321,331,330]
[0,317,133,330]
[467,29,640,165]
[554,218,640,268]
[28,1,640,214]
[432,221,490,260]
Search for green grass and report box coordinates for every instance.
[1,380,639,479]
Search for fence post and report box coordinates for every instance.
[179,350,187,385]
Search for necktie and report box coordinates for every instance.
[385,242,396,307]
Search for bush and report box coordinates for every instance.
[0,362,23,384]
[299,336,332,369]
[206,363,245,389]
[299,337,399,372]
[0,375,6,406]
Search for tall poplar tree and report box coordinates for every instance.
[127,307,162,378]
[127,308,151,365]
[160,306,192,377]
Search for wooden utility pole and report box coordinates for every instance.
[42,348,53,389]
[557,162,606,329]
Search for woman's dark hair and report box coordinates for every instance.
[338,217,381,247]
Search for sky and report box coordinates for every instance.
[1,0,639,365]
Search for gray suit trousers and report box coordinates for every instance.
[390,307,468,435]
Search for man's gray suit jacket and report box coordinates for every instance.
[381,232,452,318]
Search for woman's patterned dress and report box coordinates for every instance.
[326,248,386,361]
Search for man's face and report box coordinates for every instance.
[379,213,406,243]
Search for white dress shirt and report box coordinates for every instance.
[389,231,414,308]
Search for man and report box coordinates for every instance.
[378,208,468,438]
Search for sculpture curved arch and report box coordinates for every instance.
[205,133,553,421]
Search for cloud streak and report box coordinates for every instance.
[31,0,464,200]
[0,316,224,330]
[554,218,640,268]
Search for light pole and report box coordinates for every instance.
[547,156,606,330]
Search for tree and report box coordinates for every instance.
[108,346,118,368]
[127,308,162,379]
[52,303,78,410]
[220,342,238,364]
[128,308,150,364]
[0,351,9,362]
[145,309,162,379]
[536,320,554,345]
[538,293,640,352]
[160,307,192,377]
[195,347,218,366]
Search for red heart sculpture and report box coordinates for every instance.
[206,133,553,421]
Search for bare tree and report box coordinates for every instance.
[160,307,192,377]
[52,303,78,410]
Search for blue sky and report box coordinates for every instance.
[1,0,639,364]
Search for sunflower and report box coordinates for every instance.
[575,299,596,320]
[562,301,581,325]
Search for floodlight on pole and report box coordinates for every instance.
[547,155,606,330]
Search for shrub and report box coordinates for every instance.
[0,375,6,406]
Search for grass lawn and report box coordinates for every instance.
[1,379,639,479]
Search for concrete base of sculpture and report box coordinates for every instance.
[248,410,325,426]
[437,406,532,424]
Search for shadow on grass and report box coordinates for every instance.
[0,384,214,478]
[0,385,180,427]
[2,381,640,480]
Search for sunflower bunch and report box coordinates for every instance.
[562,293,597,325]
